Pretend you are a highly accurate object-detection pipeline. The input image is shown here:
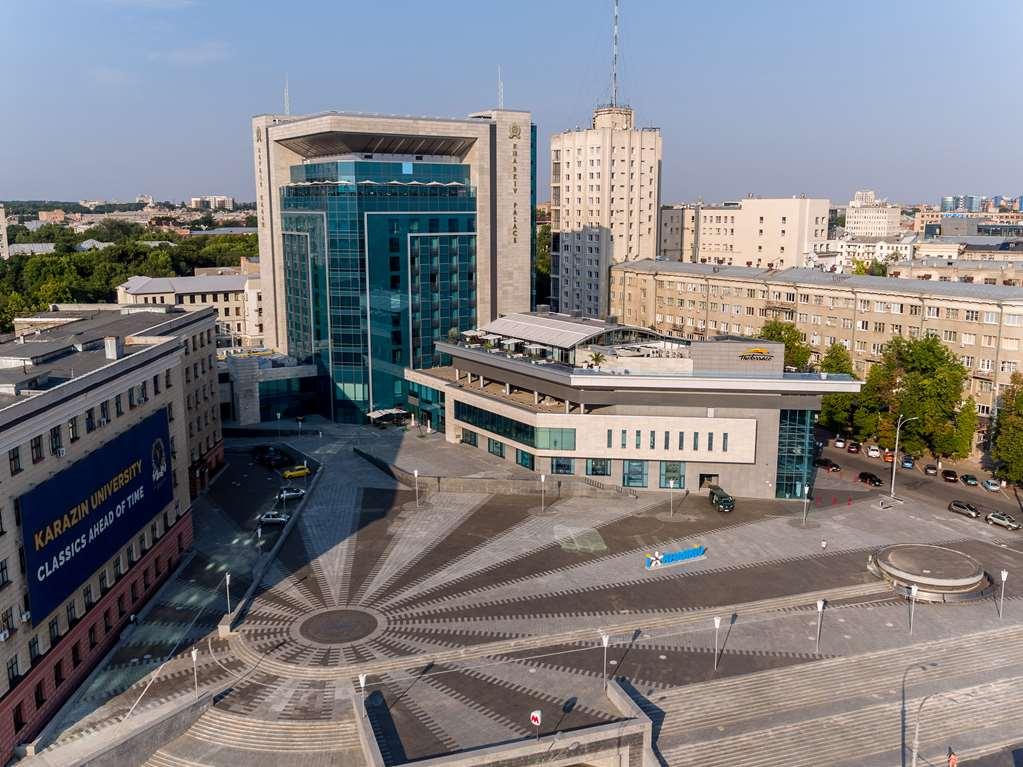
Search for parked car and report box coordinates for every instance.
[948,500,980,518]
[814,458,841,472]
[866,445,882,458]
[986,511,1021,531]
[707,485,735,513]
[833,437,847,449]
[847,441,862,454]
[257,511,291,526]
[901,456,915,469]
[858,471,883,487]
[941,469,959,483]
[982,478,1002,492]
[960,474,979,487]
[924,464,939,476]
[276,486,306,502]
[282,465,312,480]
[882,451,895,463]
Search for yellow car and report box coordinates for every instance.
[282,465,312,480]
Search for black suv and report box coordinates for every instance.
[858,471,883,487]
[707,485,735,513]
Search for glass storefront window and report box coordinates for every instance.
[488,438,505,458]
[586,458,611,477]
[454,402,574,450]
[552,457,574,475]
[776,409,815,498]
[516,449,534,470]
[623,460,647,488]
[659,461,685,489]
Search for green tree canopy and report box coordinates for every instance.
[992,372,1023,482]
[758,320,811,369]
[818,343,857,434]
[534,222,551,304]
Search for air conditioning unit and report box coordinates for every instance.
[99,418,108,426]
[57,448,67,457]
[19,612,30,624]
[0,630,9,642]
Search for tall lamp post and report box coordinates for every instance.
[999,569,1008,619]
[891,414,919,498]
[225,571,232,614]
[909,583,918,634]
[413,469,419,508]
[540,474,546,514]
[910,692,973,767]
[815,599,824,655]
[668,479,676,518]
[713,616,722,670]
[801,483,810,526]
[190,646,199,701]
[600,632,610,691]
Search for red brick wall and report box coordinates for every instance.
[0,510,194,763]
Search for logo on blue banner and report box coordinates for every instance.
[19,409,174,626]
[644,545,707,570]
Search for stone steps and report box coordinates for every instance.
[179,707,361,753]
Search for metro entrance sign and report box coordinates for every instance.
[530,709,541,741]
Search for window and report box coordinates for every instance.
[82,584,93,608]
[54,659,64,687]
[678,432,685,450]
[487,438,505,458]
[659,461,685,489]
[7,657,19,687]
[607,429,613,449]
[48,617,60,644]
[68,416,79,443]
[66,600,77,626]
[623,460,648,488]
[620,429,627,449]
[71,642,81,668]
[115,395,123,417]
[586,458,611,477]
[100,400,110,422]
[8,447,21,476]
[515,449,534,470]
[31,436,43,463]
[49,426,63,455]
[85,408,96,433]
[635,430,641,449]
[28,637,39,663]
[649,430,656,449]
[460,429,477,447]
[552,457,574,475]
[88,625,97,649]
[693,432,700,451]
[0,559,9,586]
[722,433,729,452]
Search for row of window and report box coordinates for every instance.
[608,428,728,453]
[454,402,576,450]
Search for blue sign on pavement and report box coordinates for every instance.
[644,545,707,570]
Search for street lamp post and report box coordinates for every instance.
[276,411,281,439]
[891,414,919,498]
[225,571,232,614]
[909,583,918,634]
[910,692,972,767]
[668,479,676,518]
[713,616,722,670]
[999,569,1008,619]
[801,483,810,526]
[190,647,198,701]
[413,469,419,508]
[358,673,367,718]
[540,474,546,514]
[815,599,824,655]
[600,632,610,691]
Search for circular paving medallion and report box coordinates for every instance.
[295,608,383,646]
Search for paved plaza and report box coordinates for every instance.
[27,426,1023,766]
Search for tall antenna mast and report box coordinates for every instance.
[611,0,619,106]
[284,75,290,116]
[498,65,504,109]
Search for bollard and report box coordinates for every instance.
[847,496,852,506]
[831,496,837,506]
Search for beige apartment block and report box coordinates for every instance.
[659,204,685,260]
[914,209,1023,233]
[844,197,902,238]
[117,274,263,349]
[889,259,1023,286]
[550,106,661,318]
[611,260,1023,434]
[912,236,1023,262]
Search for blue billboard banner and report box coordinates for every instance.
[644,545,706,571]
[20,409,174,626]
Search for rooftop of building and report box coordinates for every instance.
[479,311,658,351]
[924,236,1023,247]
[890,258,1023,270]
[614,260,1023,302]
[119,274,249,295]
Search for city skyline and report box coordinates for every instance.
[3,0,1022,204]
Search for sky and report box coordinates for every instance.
[3,0,1022,206]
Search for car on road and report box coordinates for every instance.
[858,471,883,487]
[924,464,938,476]
[901,456,915,469]
[982,478,1002,492]
[942,469,959,483]
[866,445,882,458]
[948,500,980,518]
[960,474,979,487]
[282,465,312,480]
[847,441,862,454]
[833,437,847,449]
[276,486,306,502]
[707,485,735,513]
[257,511,291,526]
[986,511,1021,531]
[882,451,895,463]
[813,458,841,472]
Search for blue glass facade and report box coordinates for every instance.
[775,409,815,499]
[281,160,477,422]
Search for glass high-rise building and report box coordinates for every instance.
[253,110,535,422]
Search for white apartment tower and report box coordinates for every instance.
[550,106,661,317]
[845,189,902,238]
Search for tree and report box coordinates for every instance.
[818,343,857,434]
[534,223,551,305]
[588,351,606,366]
[851,258,887,276]
[759,320,811,369]
[853,336,972,458]
[992,373,1023,482]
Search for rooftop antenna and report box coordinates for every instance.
[283,75,290,116]
[497,65,504,109]
[611,0,619,106]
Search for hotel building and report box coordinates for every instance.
[405,311,858,500]
[253,109,536,422]
[610,260,1023,432]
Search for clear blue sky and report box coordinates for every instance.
[3,0,1021,205]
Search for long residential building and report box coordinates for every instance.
[550,105,661,317]
[610,260,1023,431]
[0,306,223,762]
[253,108,535,422]
[405,311,859,500]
